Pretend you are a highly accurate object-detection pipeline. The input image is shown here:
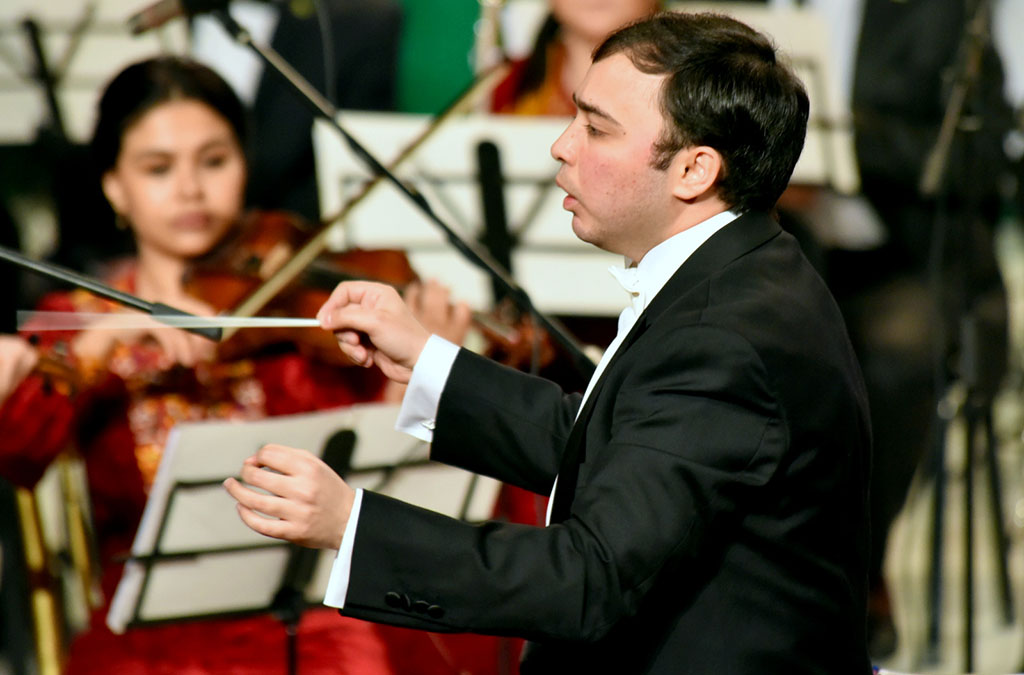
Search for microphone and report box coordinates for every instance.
[476,140,515,306]
[127,0,231,35]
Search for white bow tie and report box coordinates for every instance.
[608,265,645,333]
[609,265,643,300]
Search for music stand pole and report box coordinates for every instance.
[268,429,357,675]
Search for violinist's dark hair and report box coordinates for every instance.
[91,56,247,174]
[516,14,561,101]
[595,12,809,213]
[515,4,663,102]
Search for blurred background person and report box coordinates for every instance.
[491,0,659,116]
[191,0,403,223]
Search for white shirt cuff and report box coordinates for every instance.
[394,334,460,442]
[322,487,364,609]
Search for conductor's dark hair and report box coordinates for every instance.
[91,56,247,174]
[594,12,809,212]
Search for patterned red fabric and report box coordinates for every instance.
[66,605,392,675]
[0,373,76,486]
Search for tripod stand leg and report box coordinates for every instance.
[982,406,1014,624]
[963,411,975,673]
[926,417,948,663]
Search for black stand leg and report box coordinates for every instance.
[981,406,1014,626]
[963,403,975,673]
[269,430,357,675]
[288,621,298,675]
[925,388,1012,673]
[962,395,1014,673]
[926,411,948,664]
[274,585,304,675]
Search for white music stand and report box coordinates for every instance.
[107,403,501,633]
[313,112,625,317]
[0,0,187,143]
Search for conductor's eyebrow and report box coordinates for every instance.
[572,94,623,128]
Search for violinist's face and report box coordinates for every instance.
[102,99,246,261]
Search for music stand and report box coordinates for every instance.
[0,0,188,144]
[107,403,501,674]
[313,111,625,317]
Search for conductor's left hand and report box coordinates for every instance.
[223,444,353,550]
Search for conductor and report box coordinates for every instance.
[225,11,873,673]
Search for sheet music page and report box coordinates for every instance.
[107,403,502,630]
[107,407,356,632]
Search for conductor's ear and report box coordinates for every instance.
[670,146,722,201]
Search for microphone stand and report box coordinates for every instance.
[915,0,1012,669]
[209,10,596,381]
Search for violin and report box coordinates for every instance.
[184,210,556,371]
[0,333,81,401]
[181,211,402,366]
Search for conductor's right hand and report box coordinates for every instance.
[317,281,431,385]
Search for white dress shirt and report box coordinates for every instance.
[190,2,279,106]
[324,210,739,608]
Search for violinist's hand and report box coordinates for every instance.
[0,335,39,405]
[71,296,217,369]
[223,444,353,550]
[317,281,431,384]
[403,279,472,347]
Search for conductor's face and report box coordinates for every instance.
[552,52,676,263]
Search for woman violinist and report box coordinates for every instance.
[0,56,489,674]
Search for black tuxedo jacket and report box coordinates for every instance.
[341,211,872,674]
[246,0,401,221]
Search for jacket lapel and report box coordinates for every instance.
[549,212,782,522]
